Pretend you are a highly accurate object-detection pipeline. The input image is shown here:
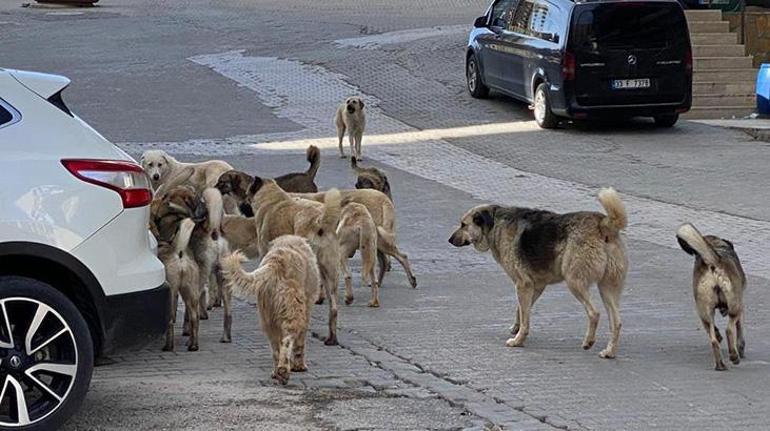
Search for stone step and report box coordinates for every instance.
[693,81,756,96]
[685,10,723,22]
[693,44,745,57]
[683,106,755,119]
[690,32,737,45]
[688,21,730,33]
[693,68,757,83]
[694,56,754,69]
[693,94,756,107]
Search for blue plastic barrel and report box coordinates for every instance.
[757,64,770,117]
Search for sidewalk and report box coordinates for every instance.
[690,118,770,141]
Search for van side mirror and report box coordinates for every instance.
[473,15,488,28]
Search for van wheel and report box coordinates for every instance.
[653,114,679,128]
[466,54,489,99]
[0,277,93,431]
[534,83,558,129]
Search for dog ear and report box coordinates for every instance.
[723,239,735,250]
[359,99,365,109]
[472,207,496,232]
[248,176,264,196]
[676,236,697,256]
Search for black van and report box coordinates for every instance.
[466,0,692,128]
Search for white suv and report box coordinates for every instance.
[0,69,168,430]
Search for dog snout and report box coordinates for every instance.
[448,231,469,247]
[346,103,355,113]
[152,173,160,181]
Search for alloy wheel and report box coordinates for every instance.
[534,88,546,125]
[0,298,78,428]
[467,59,477,92]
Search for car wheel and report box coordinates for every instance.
[653,113,679,128]
[0,277,93,431]
[466,54,489,99]
[534,83,558,129]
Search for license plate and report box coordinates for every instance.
[612,79,650,90]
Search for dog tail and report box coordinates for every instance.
[676,223,720,267]
[221,251,275,299]
[305,145,321,180]
[173,218,196,256]
[320,188,342,236]
[598,187,627,234]
[202,187,225,239]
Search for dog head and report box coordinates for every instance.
[449,205,497,252]
[215,170,253,200]
[141,150,172,186]
[352,159,391,198]
[345,96,364,114]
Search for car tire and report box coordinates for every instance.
[0,276,93,431]
[653,113,679,128]
[534,83,559,129]
[466,54,489,99]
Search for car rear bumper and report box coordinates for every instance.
[101,282,169,355]
[556,101,691,119]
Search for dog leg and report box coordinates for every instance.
[379,237,417,288]
[275,333,295,385]
[507,285,534,347]
[185,293,200,352]
[565,278,600,350]
[220,273,232,343]
[340,252,354,305]
[727,314,740,365]
[377,251,388,287]
[210,271,222,308]
[597,279,623,359]
[703,318,726,371]
[315,286,326,305]
[163,289,178,351]
[337,124,346,158]
[364,249,380,308]
[737,315,746,358]
[182,308,191,336]
[348,133,356,161]
[510,284,545,335]
[292,329,308,372]
[355,130,363,161]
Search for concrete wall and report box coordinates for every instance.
[725,10,770,67]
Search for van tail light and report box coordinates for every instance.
[61,159,152,209]
[562,51,576,81]
[685,48,693,76]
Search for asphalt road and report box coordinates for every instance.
[2,1,770,430]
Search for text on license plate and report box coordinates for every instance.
[612,79,651,90]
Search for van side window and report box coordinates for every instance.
[510,0,535,35]
[530,1,560,43]
[490,0,517,28]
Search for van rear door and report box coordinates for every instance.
[569,1,690,107]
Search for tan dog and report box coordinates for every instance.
[337,203,380,307]
[449,188,628,359]
[244,177,342,345]
[293,189,417,290]
[677,223,746,371]
[335,96,366,160]
[141,149,232,191]
[158,218,201,352]
[222,235,319,385]
[222,215,260,259]
[352,158,392,201]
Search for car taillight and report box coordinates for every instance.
[685,48,693,76]
[61,159,152,208]
[562,51,576,81]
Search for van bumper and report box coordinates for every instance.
[559,100,691,119]
[100,283,169,355]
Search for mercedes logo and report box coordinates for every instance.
[9,355,21,369]
[627,55,637,65]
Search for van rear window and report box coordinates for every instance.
[572,3,687,50]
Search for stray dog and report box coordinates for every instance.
[352,158,392,201]
[677,223,746,370]
[293,189,417,290]
[335,96,366,160]
[222,235,319,385]
[448,188,628,359]
[141,149,233,191]
[222,214,260,259]
[158,218,201,352]
[242,177,342,345]
[337,203,380,307]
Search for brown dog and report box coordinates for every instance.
[222,235,319,385]
[677,223,746,371]
[222,214,260,259]
[449,188,628,359]
[337,203,380,307]
[293,189,417,290]
[352,158,392,201]
[158,218,201,352]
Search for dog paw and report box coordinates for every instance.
[291,363,308,372]
[315,297,325,305]
[739,341,746,358]
[339,154,347,159]
[324,336,339,346]
[505,337,524,348]
[187,344,199,352]
[345,296,354,305]
[730,353,740,365]
[409,276,417,289]
[220,336,232,344]
[583,339,595,350]
[599,348,616,359]
[715,361,727,371]
[368,299,380,308]
[200,313,209,321]
[213,300,222,308]
[274,367,290,385]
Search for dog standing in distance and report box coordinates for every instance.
[337,203,380,307]
[335,96,366,161]
[449,188,628,358]
[222,235,320,385]
[677,223,746,371]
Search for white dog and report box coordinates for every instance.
[335,96,366,161]
[141,149,233,192]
